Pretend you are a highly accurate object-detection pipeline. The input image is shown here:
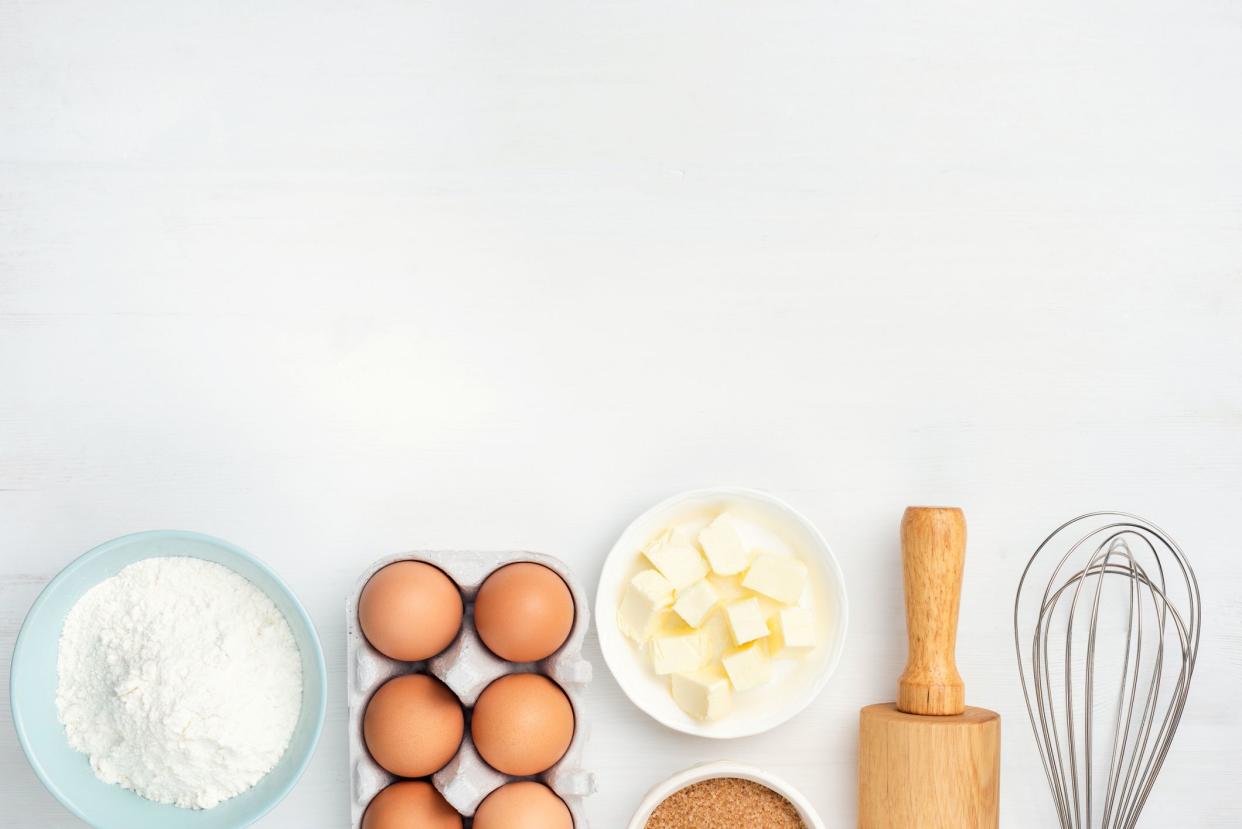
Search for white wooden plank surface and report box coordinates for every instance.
[2,1,1240,826]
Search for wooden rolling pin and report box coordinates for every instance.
[858,507,1000,828]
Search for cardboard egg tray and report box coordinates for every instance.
[347,551,594,828]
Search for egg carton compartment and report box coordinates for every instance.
[347,550,594,828]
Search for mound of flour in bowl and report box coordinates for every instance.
[55,556,303,809]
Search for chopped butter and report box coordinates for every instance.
[769,606,816,658]
[618,569,675,643]
[699,612,733,660]
[723,597,769,646]
[651,630,708,675]
[707,573,749,604]
[742,554,808,605]
[672,579,719,628]
[671,667,733,721]
[643,532,709,589]
[697,513,752,575]
[722,641,772,692]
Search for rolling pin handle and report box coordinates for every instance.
[897,506,967,716]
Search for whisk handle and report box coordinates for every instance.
[898,506,967,716]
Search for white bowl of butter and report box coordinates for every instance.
[596,487,848,738]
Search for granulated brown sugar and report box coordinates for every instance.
[644,777,806,829]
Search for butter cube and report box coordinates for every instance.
[769,606,817,658]
[671,667,733,721]
[697,513,752,575]
[699,612,733,660]
[722,641,773,692]
[651,630,708,675]
[723,597,769,646]
[617,569,674,643]
[672,579,719,628]
[742,554,808,605]
[707,574,748,604]
[643,532,709,590]
[756,596,786,621]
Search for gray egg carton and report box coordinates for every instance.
[347,551,594,828]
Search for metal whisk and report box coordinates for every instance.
[1013,512,1201,829]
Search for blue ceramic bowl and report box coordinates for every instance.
[10,530,327,829]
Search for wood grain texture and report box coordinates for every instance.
[859,703,1000,829]
[2,0,1242,827]
[898,507,967,716]
[859,508,1001,827]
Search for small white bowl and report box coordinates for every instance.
[626,760,827,829]
[596,487,848,739]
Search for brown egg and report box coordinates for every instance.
[359,561,463,661]
[474,562,575,662]
[364,674,464,777]
[471,673,574,776]
[473,781,574,829]
[362,781,462,829]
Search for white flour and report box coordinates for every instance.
[56,556,303,809]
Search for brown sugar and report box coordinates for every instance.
[644,777,806,829]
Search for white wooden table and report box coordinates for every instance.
[3,1,1240,826]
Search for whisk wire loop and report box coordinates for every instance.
[1014,512,1200,829]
